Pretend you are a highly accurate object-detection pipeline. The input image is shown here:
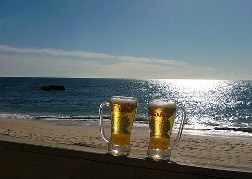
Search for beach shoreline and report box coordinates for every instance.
[0,117,252,172]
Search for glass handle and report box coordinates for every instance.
[99,101,110,143]
[170,106,186,150]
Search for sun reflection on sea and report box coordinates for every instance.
[145,79,251,131]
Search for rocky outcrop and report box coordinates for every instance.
[214,127,252,133]
[40,85,65,91]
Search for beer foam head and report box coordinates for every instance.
[148,99,176,108]
[111,96,137,104]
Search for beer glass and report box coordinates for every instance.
[99,96,137,156]
[147,99,186,161]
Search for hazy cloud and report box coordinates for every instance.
[0,45,184,67]
[0,44,251,79]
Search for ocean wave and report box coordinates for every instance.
[1,112,252,136]
[34,115,101,120]
[0,113,147,121]
[1,112,252,138]
[0,113,34,120]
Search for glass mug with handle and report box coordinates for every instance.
[147,99,186,161]
[99,96,137,156]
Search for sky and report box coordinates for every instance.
[0,0,252,80]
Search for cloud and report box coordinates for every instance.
[0,44,251,79]
[0,45,112,59]
[0,45,184,67]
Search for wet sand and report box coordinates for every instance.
[0,117,252,172]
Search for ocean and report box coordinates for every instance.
[0,77,251,137]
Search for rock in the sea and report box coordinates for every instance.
[40,85,65,91]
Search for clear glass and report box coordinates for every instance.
[147,99,186,161]
[99,96,137,156]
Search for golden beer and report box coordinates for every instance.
[99,96,138,156]
[110,98,137,146]
[148,100,176,150]
[147,98,186,160]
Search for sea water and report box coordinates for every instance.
[0,77,251,137]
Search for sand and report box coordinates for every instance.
[0,117,252,172]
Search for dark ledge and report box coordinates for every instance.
[0,140,251,178]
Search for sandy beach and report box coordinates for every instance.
[0,117,252,172]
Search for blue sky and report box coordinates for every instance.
[0,0,252,79]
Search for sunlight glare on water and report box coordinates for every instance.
[147,79,252,130]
